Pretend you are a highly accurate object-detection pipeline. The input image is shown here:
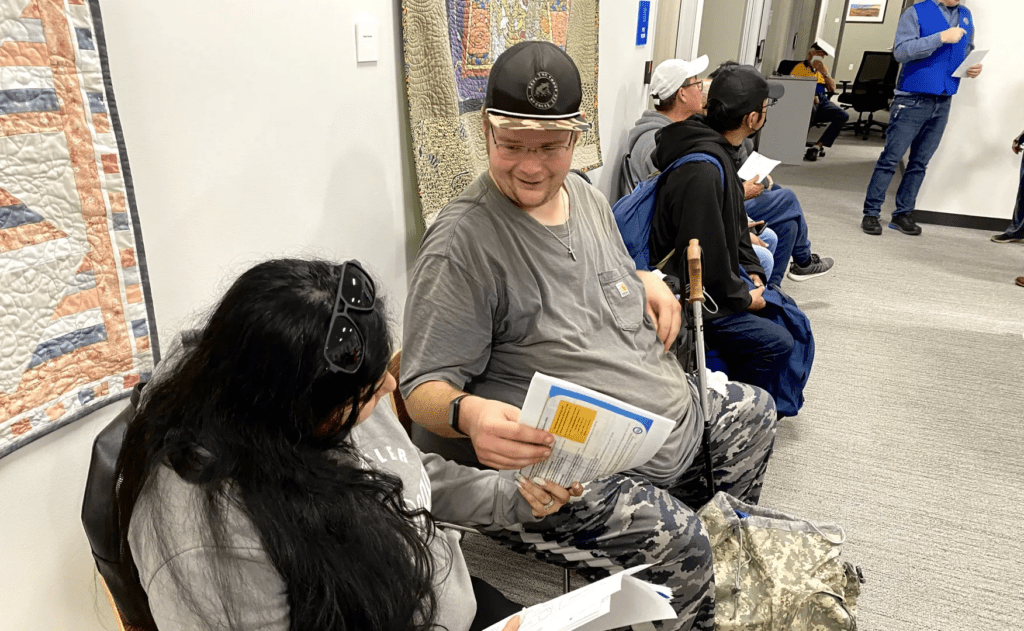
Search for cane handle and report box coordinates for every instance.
[686,239,704,303]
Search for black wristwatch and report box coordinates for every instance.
[448,394,471,436]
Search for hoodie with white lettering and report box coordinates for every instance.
[351,403,541,631]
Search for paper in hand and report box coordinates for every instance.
[737,152,781,184]
[952,49,987,78]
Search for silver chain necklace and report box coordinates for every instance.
[540,188,576,261]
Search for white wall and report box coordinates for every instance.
[592,2,662,201]
[0,2,658,629]
[915,1,1023,220]
[698,0,748,71]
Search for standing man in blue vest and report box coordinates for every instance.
[861,0,982,236]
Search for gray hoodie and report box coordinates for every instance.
[129,403,536,631]
[611,110,672,204]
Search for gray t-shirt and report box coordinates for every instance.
[401,171,700,485]
[128,403,533,631]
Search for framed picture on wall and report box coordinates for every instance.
[846,1,888,23]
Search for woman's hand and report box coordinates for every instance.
[516,475,584,518]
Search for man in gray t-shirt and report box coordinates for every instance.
[401,41,777,631]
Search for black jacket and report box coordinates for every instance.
[649,115,764,320]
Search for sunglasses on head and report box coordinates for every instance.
[323,260,376,374]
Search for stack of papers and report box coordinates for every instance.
[517,373,674,487]
[482,564,676,631]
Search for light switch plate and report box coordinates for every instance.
[355,15,379,63]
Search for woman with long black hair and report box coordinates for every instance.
[114,258,576,631]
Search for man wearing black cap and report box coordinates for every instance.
[401,41,778,631]
[650,64,796,401]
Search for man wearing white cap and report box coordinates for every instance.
[612,55,709,203]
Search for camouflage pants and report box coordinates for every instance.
[485,381,776,631]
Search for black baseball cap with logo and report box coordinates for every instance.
[707,64,785,120]
[484,41,591,132]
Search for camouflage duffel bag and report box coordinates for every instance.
[697,492,864,630]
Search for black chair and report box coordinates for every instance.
[837,51,899,139]
[775,59,801,76]
[82,384,156,631]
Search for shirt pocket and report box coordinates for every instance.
[598,266,644,332]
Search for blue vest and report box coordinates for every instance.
[898,1,973,95]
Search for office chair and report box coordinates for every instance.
[838,51,899,139]
[775,59,801,76]
[81,383,157,631]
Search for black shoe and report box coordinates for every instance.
[803,147,818,162]
[991,233,1023,243]
[861,215,882,235]
[889,214,922,235]
[818,147,826,158]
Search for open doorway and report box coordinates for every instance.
[651,0,773,74]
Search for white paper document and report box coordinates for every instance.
[516,373,675,487]
[952,49,988,78]
[737,151,781,184]
[482,564,676,631]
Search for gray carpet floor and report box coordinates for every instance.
[460,132,1024,630]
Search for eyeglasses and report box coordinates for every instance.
[766,98,779,108]
[681,79,703,90]
[323,260,376,374]
[489,127,573,161]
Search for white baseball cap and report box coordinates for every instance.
[650,55,710,105]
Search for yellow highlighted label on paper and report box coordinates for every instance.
[549,400,597,443]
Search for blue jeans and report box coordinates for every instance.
[811,99,849,148]
[998,152,1024,239]
[704,310,794,397]
[864,94,951,218]
[753,227,777,282]
[745,185,811,286]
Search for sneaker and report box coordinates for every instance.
[803,147,818,162]
[991,233,1023,243]
[1017,276,1024,287]
[889,213,922,235]
[818,147,826,158]
[861,215,882,235]
[787,254,835,281]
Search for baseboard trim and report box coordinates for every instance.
[912,210,1008,232]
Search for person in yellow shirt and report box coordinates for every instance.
[790,43,849,161]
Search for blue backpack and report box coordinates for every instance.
[612,152,724,271]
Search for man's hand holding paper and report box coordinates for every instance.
[737,151,781,185]
[460,396,553,469]
[516,374,675,488]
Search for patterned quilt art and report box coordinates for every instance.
[0,0,158,458]
[403,0,601,224]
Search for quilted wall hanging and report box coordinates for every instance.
[402,0,601,224]
[0,0,158,459]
